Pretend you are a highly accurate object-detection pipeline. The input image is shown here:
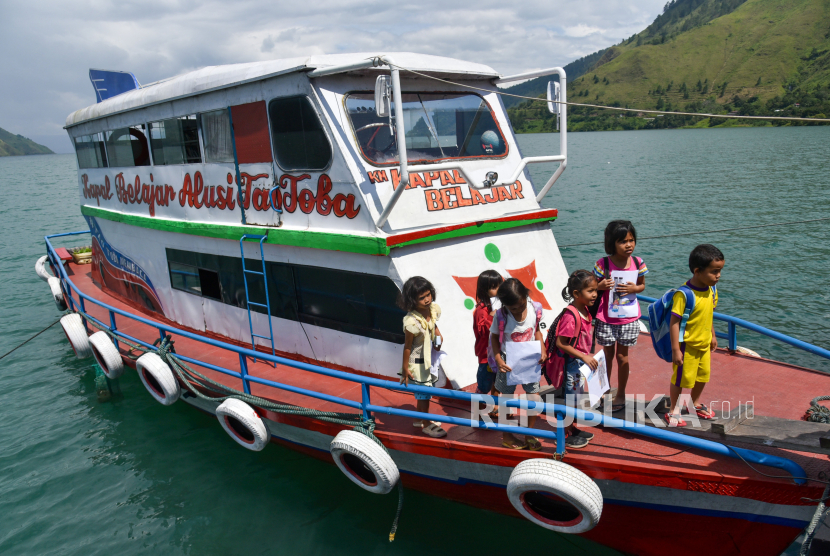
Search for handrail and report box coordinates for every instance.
[636,294,830,361]
[44,230,808,484]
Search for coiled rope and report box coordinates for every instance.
[384,61,830,123]
[804,396,830,424]
[89,319,404,541]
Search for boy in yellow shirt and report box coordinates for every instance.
[666,244,725,427]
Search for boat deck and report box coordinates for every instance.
[63,259,830,492]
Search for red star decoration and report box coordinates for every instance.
[451,260,551,310]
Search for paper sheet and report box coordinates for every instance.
[608,269,639,319]
[504,341,542,386]
[578,350,609,406]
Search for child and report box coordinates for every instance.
[666,244,724,427]
[490,278,546,450]
[555,270,599,449]
[474,270,504,396]
[399,276,447,438]
[594,220,648,413]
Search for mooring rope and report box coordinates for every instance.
[557,217,830,248]
[384,61,830,123]
[805,396,830,424]
[88,319,404,541]
[0,318,62,362]
[801,481,830,556]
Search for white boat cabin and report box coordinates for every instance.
[65,53,571,389]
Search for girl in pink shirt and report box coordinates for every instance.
[593,220,648,413]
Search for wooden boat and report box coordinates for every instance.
[42,53,830,556]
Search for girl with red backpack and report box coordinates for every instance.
[548,270,599,449]
[490,278,546,450]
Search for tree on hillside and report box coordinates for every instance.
[656,97,665,109]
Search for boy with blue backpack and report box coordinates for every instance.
[648,244,724,427]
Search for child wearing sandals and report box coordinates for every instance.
[594,220,648,413]
[490,278,546,450]
[666,244,724,427]
[399,276,447,438]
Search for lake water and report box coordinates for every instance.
[1,127,828,555]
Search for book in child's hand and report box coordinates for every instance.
[608,270,639,319]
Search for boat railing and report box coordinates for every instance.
[636,294,830,362]
[46,230,808,485]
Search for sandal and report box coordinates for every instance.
[502,438,527,450]
[611,403,626,413]
[695,404,716,420]
[422,422,447,438]
[664,413,687,428]
[525,436,543,451]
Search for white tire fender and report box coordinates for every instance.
[89,331,124,379]
[507,458,603,534]
[330,430,399,494]
[136,353,180,405]
[36,255,53,281]
[59,314,91,359]
[216,398,270,451]
[48,276,67,311]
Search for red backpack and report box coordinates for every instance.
[543,305,595,388]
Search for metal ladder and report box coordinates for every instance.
[239,234,276,365]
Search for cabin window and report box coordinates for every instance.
[169,262,201,295]
[200,109,235,163]
[268,96,332,171]
[165,249,404,343]
[105,125,151,167]
[74,133,108,169]
[149,115,201,165]
[346,92,508,166]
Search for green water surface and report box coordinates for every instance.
[1,126,828,555]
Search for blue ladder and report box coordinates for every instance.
[239,234,276,365]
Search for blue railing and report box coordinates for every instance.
[637,294,830,361]
[45,230,809,485]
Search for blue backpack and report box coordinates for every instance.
[647,285,716,362]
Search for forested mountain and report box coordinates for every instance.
[0,127,53,156]
[505,0,830,132]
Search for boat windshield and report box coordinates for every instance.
[345,93,507,166]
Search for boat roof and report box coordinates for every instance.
[65,52,500,128]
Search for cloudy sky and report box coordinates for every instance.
[0,0,666,153]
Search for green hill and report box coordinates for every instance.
[0,127,54,156]
[506,0,830,132]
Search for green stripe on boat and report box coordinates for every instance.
[81,206,390,256]
[389,216,557,249]
[81,206,557,255]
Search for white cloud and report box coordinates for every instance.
[0,0,666,153]
[564,24,604,38]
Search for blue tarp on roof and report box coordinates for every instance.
[89,69,141,103]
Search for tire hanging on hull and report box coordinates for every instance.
[330,430,399,494]
[507,459,603,533]
[60,314,91,359]
[216,398,270,451]
[136,353,181,405]
[89,331,124,379]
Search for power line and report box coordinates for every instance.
[387,62,830,123]
[558,216,830,248]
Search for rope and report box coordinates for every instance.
[801,482,830,556]
[805,396,830,424]
[383,61,830,123]
[0,318,62,361]
[558,217,830,248]
[87,319,404,540]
